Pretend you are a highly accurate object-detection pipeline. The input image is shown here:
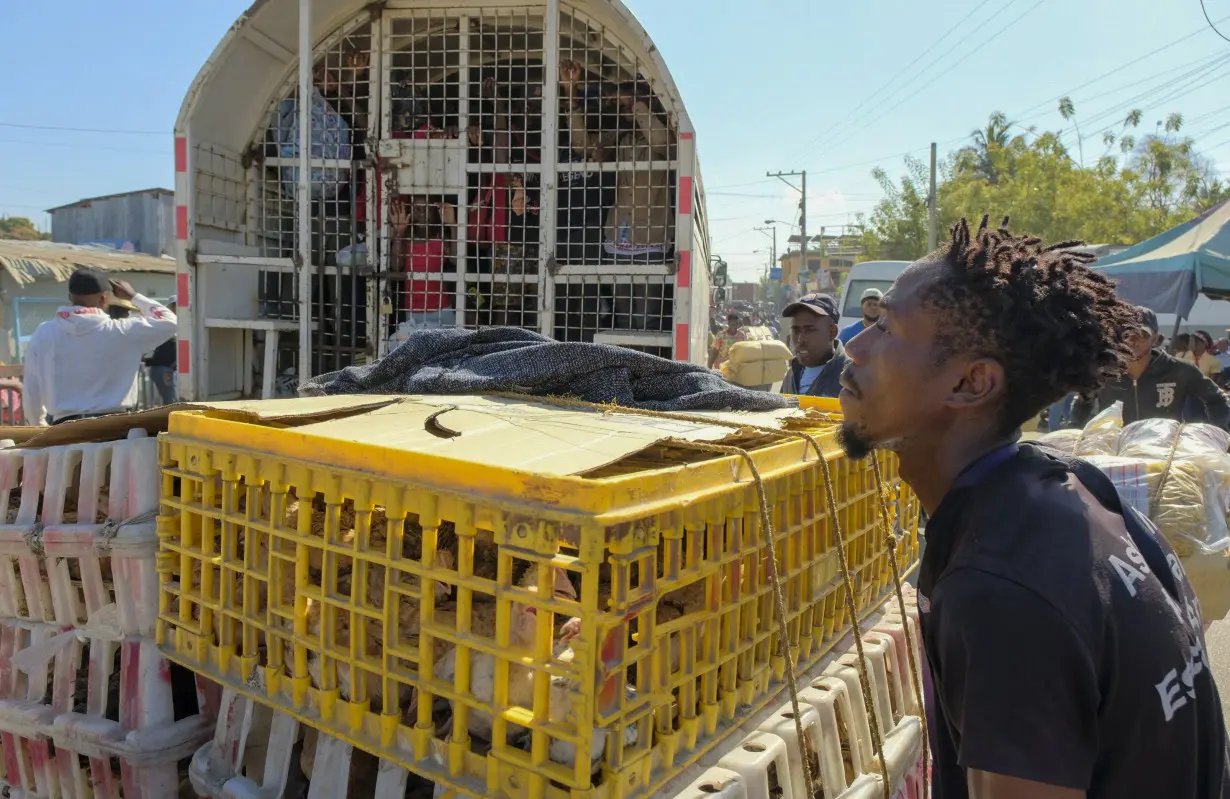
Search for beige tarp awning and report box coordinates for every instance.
[0,240,175,286]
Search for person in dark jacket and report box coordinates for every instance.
[778,293,849,397]
[143,300,178,405]
[837,216,1229,799]
[1068,306,1230,430]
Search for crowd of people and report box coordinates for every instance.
[22,267,179,425]
[712,284,1230,440]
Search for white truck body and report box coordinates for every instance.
[173,0,711,401]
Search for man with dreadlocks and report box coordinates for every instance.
[838,216,1229,799]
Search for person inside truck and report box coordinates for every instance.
[23,268,177,426]
[837,216,1228,799]
[1067,307,1230,430]
[389,196,457,348]
[558,60,673,264]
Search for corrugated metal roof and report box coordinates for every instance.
[45,187,174,213]
[0,240,175,286]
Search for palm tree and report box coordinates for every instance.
[957,111,1014,184]
[1058,96,1085,167]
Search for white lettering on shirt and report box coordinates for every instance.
[1155,642,1210,722]
[1157,382,1177,408]
[1119,535,1152,573]
[1167,552,1185,590]
[1110,554,1147,597]
[1185,599,1202,633]
[1157,668,1187,721]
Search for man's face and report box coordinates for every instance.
[1194,337,1209,357]
[790,309,837,368]
[1126,328,1154,362]
[861,298,881,322]
[839,261,1001,459]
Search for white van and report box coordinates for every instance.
[837,260,911,332]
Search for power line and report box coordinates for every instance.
[819,0,1047,158]
[1015,50,1229,128]
[0,121,166,136]
[1084,57,1230,141]
[0,138,170,155]
[709,191,796,199]
[705,179,777,190]
[790,0,1004,159]
[1014,15,1230,119]
[805,0,1024,160]
[1201,0,1230,43]
[799,14,1230,176]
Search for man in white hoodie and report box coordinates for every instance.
[23,268,177,425]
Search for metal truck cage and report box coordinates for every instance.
[173,0,710,401]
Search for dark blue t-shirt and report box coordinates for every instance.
[918,444,1230,798]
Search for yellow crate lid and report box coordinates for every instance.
[164,395,844,520]
[783,395,843,414]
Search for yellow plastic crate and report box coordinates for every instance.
[154,396,919,799]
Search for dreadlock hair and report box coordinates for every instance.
[922,214,1138,435]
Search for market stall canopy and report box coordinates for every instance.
[0,240,175,287]
[1093,200,1230,320]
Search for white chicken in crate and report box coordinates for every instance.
[424,563,638,773]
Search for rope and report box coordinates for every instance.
[677,439,818,799]
[871,454,930,799]
[480,392,896,795]
[809,439,892,799]
[20,509,159,558]
[96,509,160,554]
[23,522,45,558]
[1149,422,1186,511]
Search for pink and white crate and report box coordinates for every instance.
[0,430,217,798]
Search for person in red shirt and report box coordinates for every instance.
[390,196,457,345]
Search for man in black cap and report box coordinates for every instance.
[1070,305,1230,430]
[23,268,177,425]
[779,292,849,397]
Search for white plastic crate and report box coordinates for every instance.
[186,601,929,799]
[0,431,218,798]
[0,430,161,630]
[187,686,421,799]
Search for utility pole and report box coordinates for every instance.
[754,225,777,276]
[927,142,938,253]
[768,170,807,292]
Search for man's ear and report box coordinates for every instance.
[945,358,1005,410]
[829,323,839,340]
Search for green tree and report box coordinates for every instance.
[858,155,933,260]
[1058,96,1084,166]
[860,108,1227,261]
[0,217,49,241]
[954,111,1020,184]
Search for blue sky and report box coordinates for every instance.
[2,0,1229,281]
